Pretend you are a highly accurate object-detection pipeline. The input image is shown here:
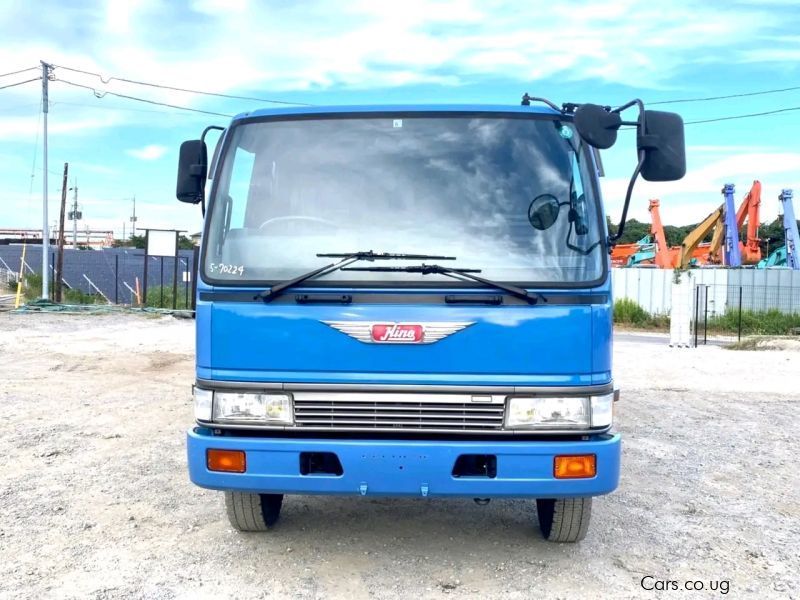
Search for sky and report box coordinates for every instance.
[1,0,799,239]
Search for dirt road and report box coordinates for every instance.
[1,313,797,599]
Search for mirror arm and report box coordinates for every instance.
[606,99,648,245]
[521,93,562,112]
[609,149,646,245]
[201,125,225,144]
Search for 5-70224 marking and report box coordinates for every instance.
[208,263,245,276]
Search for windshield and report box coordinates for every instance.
[203,113,605,286]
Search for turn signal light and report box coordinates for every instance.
[207,449,246,473]
[554,454,596,479]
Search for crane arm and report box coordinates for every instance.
[708,214,725,262]
[648,199,673,267]
[745,181,762,257]
[679,205,723,268]
[780,189,800,270]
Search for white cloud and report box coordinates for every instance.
[126,145,167,160]
[0,0,788,100]
[601,152,800,225]
[0,114,121,141]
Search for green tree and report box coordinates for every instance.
[111,234,194,250]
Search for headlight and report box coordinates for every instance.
[196,390,293,425]
[506,397,590,429]
[505,393,614,429]
[193,387,213,421]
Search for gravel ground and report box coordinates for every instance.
[0,312,798,599]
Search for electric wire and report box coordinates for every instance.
[46,62,800,126]
[650,85,800,105]
[0,77,41,91]
[0,66,39,79]
[52,63,312,106]
[51,100,204,116]
[54,79,234,117]
[684,106,800,125]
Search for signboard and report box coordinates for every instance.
[146,230,178,257]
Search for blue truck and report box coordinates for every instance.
[177,96,685,542]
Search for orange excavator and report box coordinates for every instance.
[648,199,679,268]
[619,185,762,268]
[611,238,651,267]
[735,180,762,264]
[644,199,718,268]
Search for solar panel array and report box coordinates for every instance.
[0,245,197,306]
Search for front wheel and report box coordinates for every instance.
[536,497,592,542]
[224,491,284,531]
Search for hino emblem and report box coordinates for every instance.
[322,321,474,344]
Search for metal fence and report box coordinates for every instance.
[0,245,199,310]
[613,267,800,316]
[693,284,800,343]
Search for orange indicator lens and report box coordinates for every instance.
[207,449,246,473]
[554,454,596,479]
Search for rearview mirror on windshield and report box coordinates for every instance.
[573,104,622,150]
[638,110,686,182]
[176,139,208,204]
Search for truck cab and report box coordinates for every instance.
[179,100,685,542]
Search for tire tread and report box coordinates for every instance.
[537,497,592,543]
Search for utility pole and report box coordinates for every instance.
[55,162,69,302]
[41,60,51,299]
[130,195,137,238]
[68,182,80,247]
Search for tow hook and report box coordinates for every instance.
[473,498,491,505]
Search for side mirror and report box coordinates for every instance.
[574,104,622,150]
[638,110,686,182]
[176,140,208,204]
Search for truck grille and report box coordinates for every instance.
[293,395,506,431]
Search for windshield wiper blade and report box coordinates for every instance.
[317,251,456,260]
[343,264,482,274]
[255,251,457,303]
[343,263,547,305]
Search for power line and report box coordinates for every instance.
[0,66,39,79]
[53,63,313,106]
[0,77,41,91]
[52,100,209,116]
[650,85,800,105]
[685,106,800,125]
[54,78,234,117]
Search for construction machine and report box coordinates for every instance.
[735,181,762,264]
[678,205,724,269]
[779,189,799,270]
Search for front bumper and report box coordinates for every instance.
[187,428,621,498]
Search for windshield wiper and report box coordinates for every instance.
[255,250,456,302]
[318,251,456,260]
[342,264,547,305]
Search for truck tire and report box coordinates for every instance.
[224,491,283,531]
[536,497,592,543]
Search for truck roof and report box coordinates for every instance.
[233,104,563,122]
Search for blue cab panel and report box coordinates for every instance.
[202,291,610,386]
